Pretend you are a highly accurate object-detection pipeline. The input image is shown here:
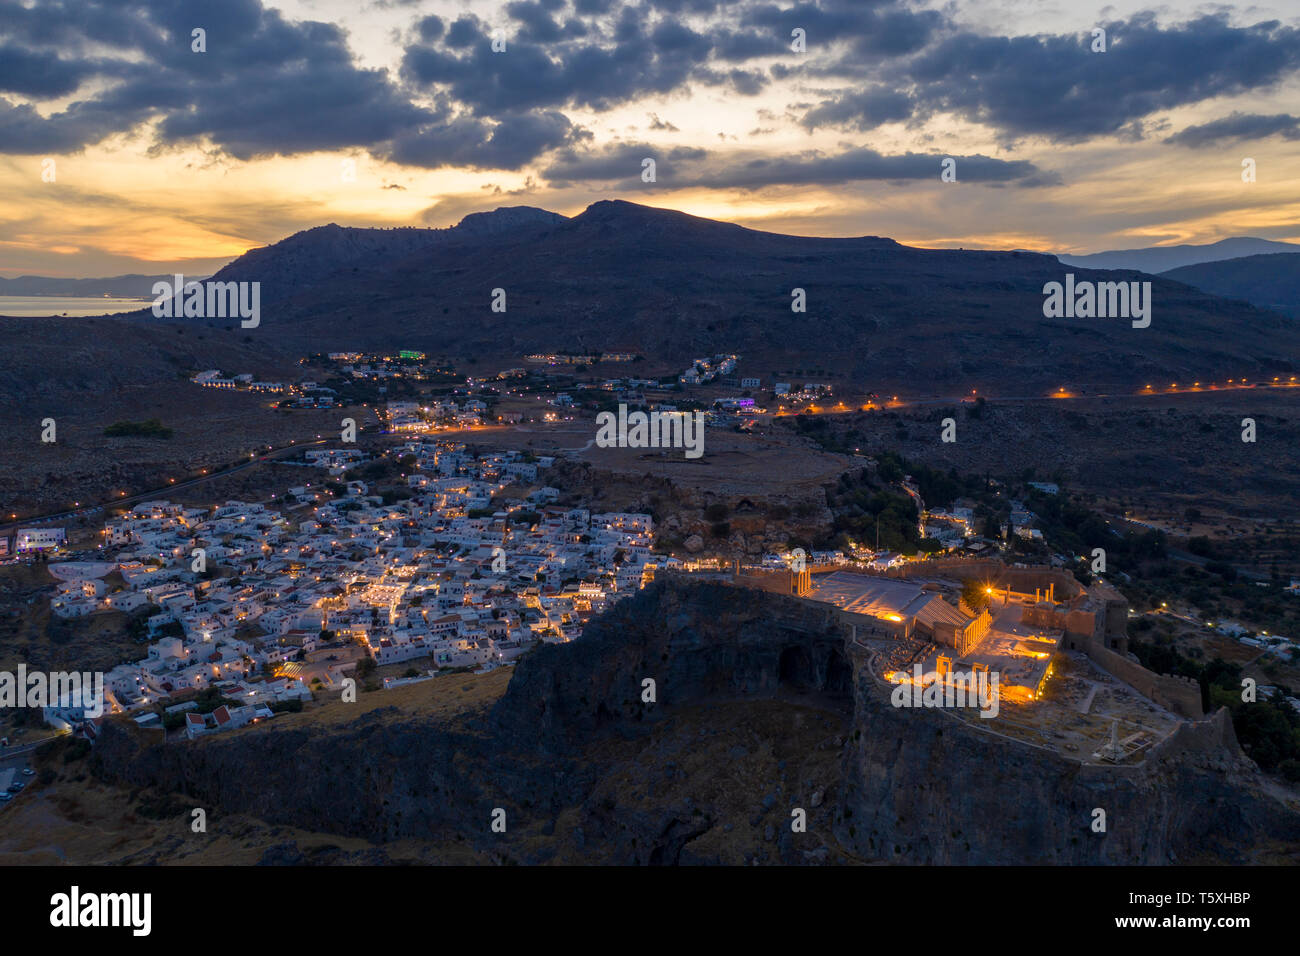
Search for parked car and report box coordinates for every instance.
[21,768,33,776]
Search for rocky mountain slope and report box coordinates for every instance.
[1161,252,1300,318]
[0,274,177,297]
[1058,237,1300,273]
[89,579,1300,865]
[108,200,1300,392]
[146,207,569,309]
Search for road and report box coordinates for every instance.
[771,379,1300,418]
[0,745,39,812]
[0,434,343,534]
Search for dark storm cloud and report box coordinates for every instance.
[400,9,719,115]
[852,8,943,57]
[687,149,1055,190]
[416,15,445,41]
[743,0,940,56]
[897,13,1300,142]
[389,109,583,170]
[0,96,152,153]
[711,29,789,62]
[397,0,943,119]
[0,45,99,97]
[0,0,585,170]
[690,66,770,95]
[801,86,913,131]
[646,113,679,131]
[0,0,433,159]
[506,1,565,44]
[543,142,1053,189]
[7,0,1300,175]
[1165,111,1300,146]
[541,141,697,184]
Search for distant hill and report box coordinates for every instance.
[202,207,568,306]
[0,273,182,297]
[21,201,1299,397]
[1160,253,1300,318]
[132,199,1298,392]
[1056,237,1300,274]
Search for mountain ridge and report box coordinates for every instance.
[0,274,186,297]
[10,201,1297,394]
[167,200,1296,391]
[1056,237,1300,273]
[1160,252,1300,318]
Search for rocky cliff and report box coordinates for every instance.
[838,685,1288,864]
[90,580,1300,864]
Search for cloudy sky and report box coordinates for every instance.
[3,0,1299,277]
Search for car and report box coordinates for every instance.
[21,768,33,776]
[0,793,11,802]
[7,784,21,793]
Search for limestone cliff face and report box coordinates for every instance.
[91,581,1300,864]
[491,580,851,753]
[837,691,1286,864]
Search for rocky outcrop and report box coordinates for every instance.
[90,580,1300,864]
[837,690,1287,864]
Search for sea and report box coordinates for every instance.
[0,296,153,317]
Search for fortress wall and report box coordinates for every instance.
[1148,707,1240,761]
[887,558,1084,601]
[1066,608,1101,643]
[731,570,794,595]
[1087,642,1203,719]
[1024,602,1200,718]
[887,558,1004,581]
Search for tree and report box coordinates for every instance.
[961,578,991,612]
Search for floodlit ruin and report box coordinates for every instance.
[726,558,1201,765]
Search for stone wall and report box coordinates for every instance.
[1087,642,1203,719]
[1025,599,1200,718]
[887,558,1083,602]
